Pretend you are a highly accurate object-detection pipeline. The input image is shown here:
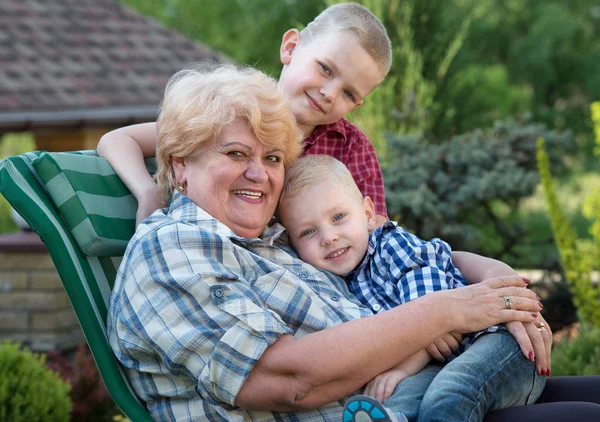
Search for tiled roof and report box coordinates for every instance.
[0,0,227,131]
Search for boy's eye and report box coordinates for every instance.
[344,90,355,101]
[319,63,332,76]
[299,228,315,238]
[333,213,346,222]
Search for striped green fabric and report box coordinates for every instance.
[32,152,139,256]
[0,150,153,422]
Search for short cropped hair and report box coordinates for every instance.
[155,62,303,200]
[300,2,392,75]
[279,155,363,212]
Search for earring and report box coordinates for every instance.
[178,181,186,194]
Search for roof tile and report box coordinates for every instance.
[0,0,226,117]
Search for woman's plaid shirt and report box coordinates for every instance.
[107,192,372,422]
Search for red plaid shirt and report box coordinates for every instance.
[302,118,388,217]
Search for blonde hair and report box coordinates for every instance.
[155,62,303,199]
[279,155,363,212]
[300,2,392,75]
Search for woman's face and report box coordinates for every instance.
[173,118,285,238]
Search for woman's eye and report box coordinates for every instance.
[227,151,245,158]
[265,155,281,163]
[344,90,355,101]
[300,228,315,238]
[333,213,346,222]
[319,63,331,75]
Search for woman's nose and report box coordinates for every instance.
[245,160,268,183]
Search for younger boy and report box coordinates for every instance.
[97,2,391,225]
[277,155,546,422]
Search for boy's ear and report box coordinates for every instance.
[363,196,377,232]
[280,29,301,65]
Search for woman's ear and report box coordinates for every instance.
[363,196,377,232]
[171,156,186,183]
[280,29,301,65]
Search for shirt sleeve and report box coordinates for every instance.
[381,227,462,303]
[113,227,293,407]
[344,127,388,217]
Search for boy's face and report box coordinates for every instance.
[279,179,377,276]
[279,29,384,135]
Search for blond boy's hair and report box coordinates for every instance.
[279,155,363,211]
[300,2,392,74]
[155,62,302,200]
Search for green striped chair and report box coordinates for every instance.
[0,150,154,422]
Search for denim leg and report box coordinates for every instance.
[382,363,444,422]
[417,331,546,422]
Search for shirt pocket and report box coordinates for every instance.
[252,269,329,334]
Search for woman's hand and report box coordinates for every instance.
[447,275,543,334]
[505,316,553,377]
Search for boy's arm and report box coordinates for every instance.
[363,349,430,402]
[97,122,164,224]
[451,251,518,282]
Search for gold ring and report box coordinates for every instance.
[503,296,511,310]
[537,321,546,331]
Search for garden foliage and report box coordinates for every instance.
[536,102,600,328]
[46,343,118,422]
[0,341,71,422]
[383,119,572,259]
[551,324,600,376]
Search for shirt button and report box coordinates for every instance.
[299,272,308,279]
[214,289,224,298]
[331,295,339,302]
[373,304,381,312]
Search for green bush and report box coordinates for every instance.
[0,341,71,422]
[383,118,573,263]
[551,325,600,376]
[536,102,600,327]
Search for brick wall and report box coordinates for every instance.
[0,231,83,351]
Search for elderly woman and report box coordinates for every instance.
[107,63,599,422]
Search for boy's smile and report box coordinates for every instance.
[279,29,384,137]
[279,179,377,276]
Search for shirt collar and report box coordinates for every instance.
[346,220,398,277]
[168,191,287,244]
[303,118,349,148]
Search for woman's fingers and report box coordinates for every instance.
[505,321,533,362]
[483,275,530,289]
[524,320,548,376]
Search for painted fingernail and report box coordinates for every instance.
[523,277,531,284]
[532,313,538,318]
[538,301,543,309]
[528,351,534,362]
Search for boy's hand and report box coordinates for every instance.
[363,368,410,403]
[426,332,463,362]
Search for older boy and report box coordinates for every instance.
[98,2,391,225]
[278,155,546,422]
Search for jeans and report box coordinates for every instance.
[383,330,546,422]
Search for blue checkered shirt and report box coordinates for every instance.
[347,222,501,360]
[107,192,372,422]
